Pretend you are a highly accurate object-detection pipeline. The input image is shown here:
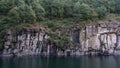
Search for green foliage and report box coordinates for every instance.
[73,2,97,20]
[8,6,20,23]
[73,2,81,14]
[115,0,120,13]
[42,20,61,31]
[1,0,120,49]
[31,2,45,21]
[63,0,73,17]
[1,0,119,22]
[15,0,25,6]
[18,4,36,23]
[46,0,64,18]
[0,0,15,15]
[96,6,107,19]
[49,28,70,48]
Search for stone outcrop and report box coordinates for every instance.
[68,20,120,56]
[1,27,57,57]
[1,20,120,57]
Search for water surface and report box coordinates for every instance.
[0,56,120,68]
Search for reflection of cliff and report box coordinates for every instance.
[1,20,120,57]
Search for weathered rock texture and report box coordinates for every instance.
[1,20,120,57]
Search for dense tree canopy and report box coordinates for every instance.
[73,2,97,20]
[0,0,120,23]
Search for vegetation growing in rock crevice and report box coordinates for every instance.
[0,0,120,49]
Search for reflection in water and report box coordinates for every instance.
[0,56,120,68]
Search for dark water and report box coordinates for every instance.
[0,56,120,68]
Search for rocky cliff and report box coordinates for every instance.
[1,20,120,57]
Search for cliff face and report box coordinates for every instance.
[1,27,58,57]
[1,20,120,57]
[69,21,120,56]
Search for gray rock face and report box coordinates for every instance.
[1,20,120,57]
[68,21,120,56]
[1,28,59,57]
